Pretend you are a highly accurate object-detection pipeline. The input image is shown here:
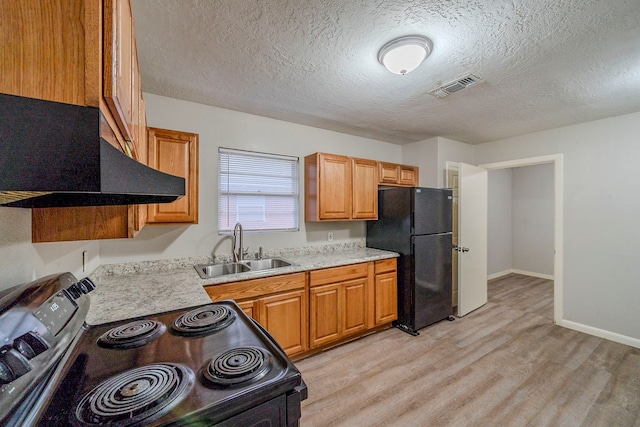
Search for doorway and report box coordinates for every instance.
[479,155,563,324]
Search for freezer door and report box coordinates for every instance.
[366,187,412,255]
[413,232,453,330]
[412,188,453,235]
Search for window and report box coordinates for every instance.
[218,148,299,232]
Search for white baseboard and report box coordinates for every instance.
[487,269,554,281]
[559,319,640,349]
[511,269,554,280]
[487,270,512,280]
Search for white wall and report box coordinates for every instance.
[402,137,438,187]
[474,111,640,342]
[98,94,402,264]
[0,94,402,290]
[437,138,474,188]
[0,205,101,290]
[487,169,512,276]
[401,136,474,188]
[512,164,554,276]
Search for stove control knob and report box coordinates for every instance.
[0,346,31,385]
[13,332,49,359]
[77,277,96,294]
[66,284,82,300]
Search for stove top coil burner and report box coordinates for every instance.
[73,363,194,427]
[203,346,272,386]
[97,320,166,349]
[171,304,236,337]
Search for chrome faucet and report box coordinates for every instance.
[232,223,244,262]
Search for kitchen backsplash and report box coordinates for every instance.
[92,241,366,277]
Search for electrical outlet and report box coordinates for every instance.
[328,232,333,241]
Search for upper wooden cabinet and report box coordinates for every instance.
[103,0,135,144]
[305,152,417,221]
[351,158,378,220]
[305,153,352,221]
[3,1,195,241]
[1,0,141,152]
[146,128,199,224]
[7,0,147,242]
[305,153,378,221]
[0,0,98,106]
[378,162,419,186]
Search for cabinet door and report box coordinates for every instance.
[374,272,398,325]
[399,165,419,186]
[318,153,352,220]
[343,278,367,336]
[0,0,98,106]
[310,283,341,348]
[236,300,257,320]
[103,0,134,143]
[351,158,378,219]
[378,162,419,186]
[258,290,307,357]
[147,128,199,224]
[133,75,148,232]
[378,162,399,184]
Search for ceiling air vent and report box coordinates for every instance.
[428,74,483,98]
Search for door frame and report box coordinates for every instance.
[478,154,563,324]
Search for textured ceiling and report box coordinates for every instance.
[132,0,640,145]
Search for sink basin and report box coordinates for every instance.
[194,258,296,279]
[243,258,293,271]
[195,262,250,279]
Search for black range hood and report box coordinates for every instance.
[0,93,185,208]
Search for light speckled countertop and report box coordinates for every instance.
[86,243,397,325]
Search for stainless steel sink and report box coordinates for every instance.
[242,258,293,271]
[195,262,250,279]
[194,258,296,279]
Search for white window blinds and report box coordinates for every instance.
[218,148,299,232]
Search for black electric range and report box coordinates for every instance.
[0,273,306,426]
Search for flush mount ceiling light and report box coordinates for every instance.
[378,35,433,75]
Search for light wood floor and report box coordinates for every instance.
[296,274,640,426]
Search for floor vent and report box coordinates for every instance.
[428,74,483,98]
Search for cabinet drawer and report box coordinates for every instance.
[375,258,396,274]
[205,272,306,302]
[309,263,368,287]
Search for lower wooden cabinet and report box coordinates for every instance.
[309,263,369,349]
[373,259,398,325]
[309,283,340,346]
[256,290,307,356]
[309,278,367,348]
[236,299,256,319]
[205,273,307,358]
[204,260,397,359]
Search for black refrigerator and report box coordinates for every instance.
[366,187,453,335]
